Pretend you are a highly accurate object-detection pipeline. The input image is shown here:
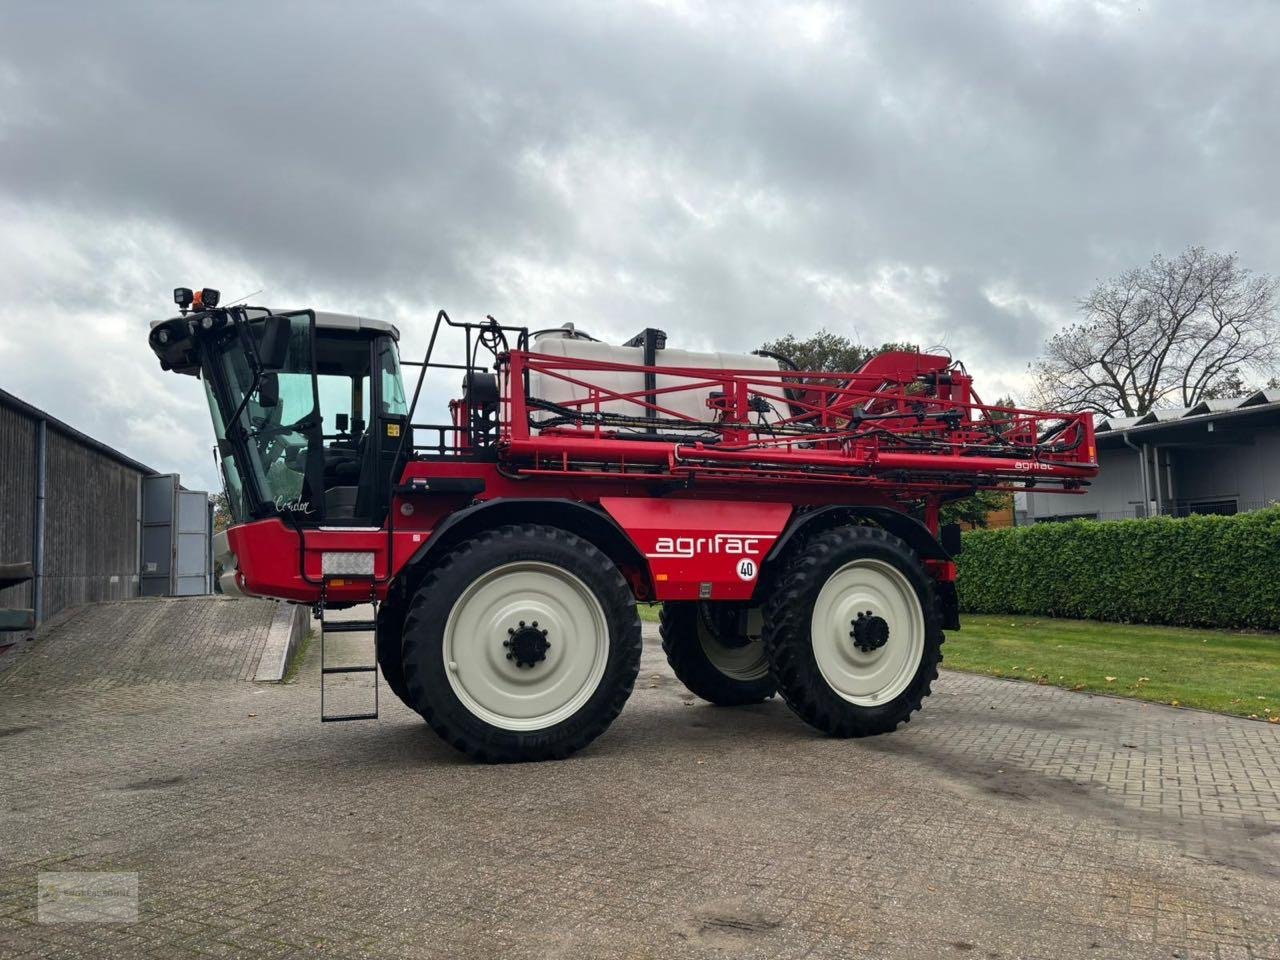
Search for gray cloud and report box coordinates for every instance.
[2,0,1278,490]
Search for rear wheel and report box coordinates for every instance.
[762,525,943,737]
[401,524,641,762]
[659,602,775,705]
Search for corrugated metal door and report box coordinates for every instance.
[174,490,211,595]
[141,475,211,596]
[141,474,177,596]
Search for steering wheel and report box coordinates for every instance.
[264,421,317,462]
[250,400,300,466]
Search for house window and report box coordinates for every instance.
[1177,499,1238,517]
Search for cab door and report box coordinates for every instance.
[354,335,412,523]
[206,310,324,525]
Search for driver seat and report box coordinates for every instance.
[325,485,358,520]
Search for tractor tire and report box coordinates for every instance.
[659,602,775,706]
[401,523,642,763]
[762,524,943,737]
[375,600,411,707]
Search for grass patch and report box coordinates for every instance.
[949,615,1280,719]
[637,603,661,623]
[282,629,313,684]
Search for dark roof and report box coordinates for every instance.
[1094,390,1280,448]
[0,387,159,476]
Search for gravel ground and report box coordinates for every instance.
[1,599,1278,959]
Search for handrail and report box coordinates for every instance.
[376,311,528,581]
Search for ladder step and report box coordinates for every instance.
[323,620,377,633]
[318,591,380,723]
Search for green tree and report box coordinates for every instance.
[940,489,1011,528]
[759,330,918,372]
[210,492,232,534]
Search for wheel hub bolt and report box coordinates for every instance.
[504,620,552,668]
[850,610,890,653]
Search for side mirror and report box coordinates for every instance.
[335,413,349,433]
[257,371,280,409]
[258,316,292,371]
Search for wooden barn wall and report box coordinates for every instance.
[40,430,143,620]
[0,404,38,611]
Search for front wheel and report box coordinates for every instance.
[762,524,943,737]
[375,600,410,707]
[401,524,642,762]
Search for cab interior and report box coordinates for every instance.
[316,332,378,522]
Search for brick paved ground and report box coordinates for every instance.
[1,605,1278,959]
[0,596,278,689]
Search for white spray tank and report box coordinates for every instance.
[528,325,782,433]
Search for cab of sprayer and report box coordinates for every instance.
[149,287,411,530]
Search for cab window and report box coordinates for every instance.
[377,340,408,416]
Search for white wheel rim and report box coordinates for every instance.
[443,561,609,732]
[810,559,925,706]
[697,607,769,681]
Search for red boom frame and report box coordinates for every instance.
[496,349,1096,492]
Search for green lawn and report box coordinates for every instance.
[637,602,1279,719]
[948,614,1280,719]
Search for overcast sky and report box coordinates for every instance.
[2,0,1278,491]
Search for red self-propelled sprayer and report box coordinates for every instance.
[150,292,1096,761]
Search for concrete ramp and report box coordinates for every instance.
[0,596,290,690]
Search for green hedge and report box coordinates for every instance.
[957,507,1280,629]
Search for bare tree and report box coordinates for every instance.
[1031,247,1279,416]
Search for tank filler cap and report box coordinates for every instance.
[532,323,581,341]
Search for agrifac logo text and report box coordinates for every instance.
[646,533,777,559]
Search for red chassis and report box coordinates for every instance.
[225,347,1097,609]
